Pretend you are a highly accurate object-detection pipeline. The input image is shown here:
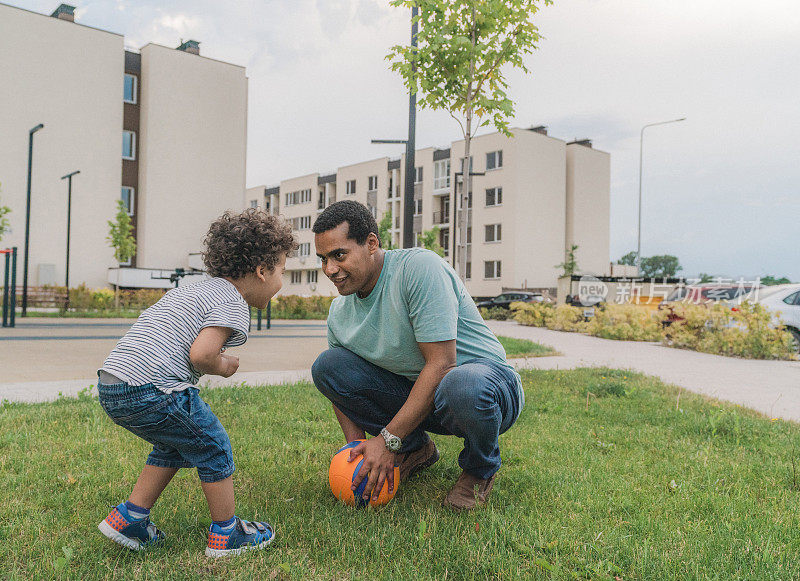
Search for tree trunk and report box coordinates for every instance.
[457,6,477,282]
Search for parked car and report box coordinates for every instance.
[658,283,761,326]
[476,291,546,310]
[757,283,800,351]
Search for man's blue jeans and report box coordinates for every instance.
[311,348,523,479]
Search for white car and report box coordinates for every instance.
[757,284,800,351]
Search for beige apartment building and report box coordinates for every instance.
[250,126,610,298]
[0,3,247,289]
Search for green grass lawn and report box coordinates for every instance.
[497,335,557,358]
[1,370,798,580]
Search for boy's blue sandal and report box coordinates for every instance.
[206,517,275,558]
[98,503,165,550]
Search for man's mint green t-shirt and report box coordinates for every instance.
[327,248,519,384]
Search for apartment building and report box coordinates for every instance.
[0,3,247,289]
[250,126,610,298]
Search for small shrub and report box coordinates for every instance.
[268,295,334,320]
[586,304,663,342]
[665,302,795,360]
[548,305,588,332]
[511,302,554,327]
[480,306,509,321]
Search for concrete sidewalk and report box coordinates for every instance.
[485,320,800,422]
[2,318,798,423]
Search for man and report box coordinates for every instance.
[311,201,524,510]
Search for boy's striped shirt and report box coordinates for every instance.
[101,278,250,393]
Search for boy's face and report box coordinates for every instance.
[315,222,381,297]
[254,254,286,309]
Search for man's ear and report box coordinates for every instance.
[367,232,381,254]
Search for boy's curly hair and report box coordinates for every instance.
[203,209,297,279]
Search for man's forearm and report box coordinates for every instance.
[385,362,452,440]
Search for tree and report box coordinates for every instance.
[388,0,551,280]
[618,251,637,266]
[0,183,10,244]
[418,226,445,257]
[639,254,682,278]
[761,275,791,286]
[378,212,397,250]
[556,244,578,277]
[697,272,714,283]
[107,199,136,308]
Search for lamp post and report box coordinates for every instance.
[636,117,685,269]
[370,3,417,249]
[22,123,44,317]
[60,170,80,311]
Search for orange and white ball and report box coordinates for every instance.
[329,439,399,507]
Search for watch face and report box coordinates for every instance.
[387,436,401,452]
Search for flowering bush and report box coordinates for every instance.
[510,302,553,327]
[586,305,663,342]
[479,306,510,320]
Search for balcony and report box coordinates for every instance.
[432,211,450,225]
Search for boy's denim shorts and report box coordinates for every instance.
[97,377,235,483]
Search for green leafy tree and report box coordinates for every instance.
[760,275,791,286]
[0,183,10,244]
[556,244,579,277]
[388,0,551,280]
[618,251,638,266]
[697,272,714,283]
[640,254,682,278]
[418,226,445,257]
[107,199,136,308]
[378,211,397,250]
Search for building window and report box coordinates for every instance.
[467,226,472,244]
[318,190,326,209]
[368,175,378,191]
[466,262,472,280]
[434,159,450,190]
[484,260,502,279]
[414,198,422,215]
[250,199,258,208]
[122,131,136,160]
[299,242,311,257]
[124,74,137,104]
[486,150,503,170]
[486,187,503,207]
[415,166,423,184]
[121,187,134,216]
[485,224,502,242]
[346,180,356,195]
[307,270,318,283]
[300,216,311,230]
[301,188,312,203]
[290,271,302,284]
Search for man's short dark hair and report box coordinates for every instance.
[312,200,380,246]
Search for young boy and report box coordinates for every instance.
[96,209,296,557]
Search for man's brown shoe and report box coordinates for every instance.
[398,439,439,481]
[443,471,496,511]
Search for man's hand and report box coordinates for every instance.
[348,436,396,501]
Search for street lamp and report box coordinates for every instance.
[370,3,418,249]
[60,170,80,311]
[636,117,685,269]
[22,123,44,317]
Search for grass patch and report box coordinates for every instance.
[1,371,799,579]
[497,335,556,358]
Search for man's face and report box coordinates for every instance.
[315,222,380,296]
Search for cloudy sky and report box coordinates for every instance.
[16,0,800,280]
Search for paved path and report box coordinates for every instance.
[2,318,798,423]
[486,320,800,422]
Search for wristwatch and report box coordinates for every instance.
[380,427,402,453]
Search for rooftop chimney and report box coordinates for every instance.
[528,125,548,135]
[567,139,593,148]
[50,3,76,22]
[177,40,200,55]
